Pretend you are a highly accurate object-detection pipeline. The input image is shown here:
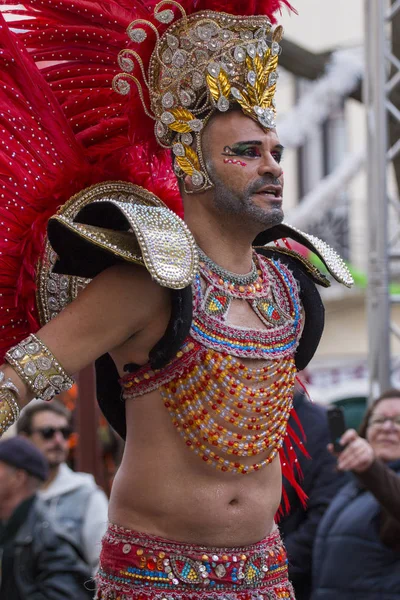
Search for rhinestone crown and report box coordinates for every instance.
[113,0,284,191]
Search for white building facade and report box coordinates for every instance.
[275,1,400,405]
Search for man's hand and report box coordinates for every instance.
[328,429,375,473]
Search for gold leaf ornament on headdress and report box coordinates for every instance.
[113,1,284,191]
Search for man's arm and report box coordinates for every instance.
[1,263,170,410]
[30,524,93,600]
[351,458,400,522]
[336,429,400,522]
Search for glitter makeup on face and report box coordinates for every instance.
[223,158,247,167]
[222,142,262,158]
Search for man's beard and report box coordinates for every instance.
[207,162,284,230]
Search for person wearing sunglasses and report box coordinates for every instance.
[17,401,108,575]
[31,425,72,441]
[311,389,400,600]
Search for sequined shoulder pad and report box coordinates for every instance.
[253,222,354,288]
[36,181,198,325]
[255,247,330,288]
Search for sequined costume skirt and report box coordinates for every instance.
[95,524,295,600]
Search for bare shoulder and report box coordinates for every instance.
[62,263,169,329]
[36,263,170,376]
[91,263,169,306]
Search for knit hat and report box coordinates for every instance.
[0,436,49,481]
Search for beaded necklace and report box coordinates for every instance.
[121,254,302,475]
[192,253,301,360]
[197,248,269,300]
[197,247,260,290]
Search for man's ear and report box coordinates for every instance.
[183,173,195,194]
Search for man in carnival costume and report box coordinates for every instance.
[0,0,353,598]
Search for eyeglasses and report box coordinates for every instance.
[368,415,400,428]
[31,426,72,440]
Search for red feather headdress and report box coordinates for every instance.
[0,0,294,359]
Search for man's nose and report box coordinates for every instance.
[53,431,65,443]
[257,154,283,180]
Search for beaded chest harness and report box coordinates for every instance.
[192,249,301,359]
[122,253,302,474]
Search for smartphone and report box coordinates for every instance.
[327,406,347,453]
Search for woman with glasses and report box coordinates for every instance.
[311,389,400,600]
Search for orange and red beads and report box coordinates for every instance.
[121,253,302,474]
[161,349,296,474]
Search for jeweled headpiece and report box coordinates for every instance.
[113,0,288,191]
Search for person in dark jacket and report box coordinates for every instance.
[280,390,347,600]
[0,436,93,600]
[311,389,400,600]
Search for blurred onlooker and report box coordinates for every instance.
[280,390,347,600]
[311,389,400,600]
[0,436,92,599]
[17,401,108,573]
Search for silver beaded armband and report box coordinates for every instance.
[0,371,20,436]
[5,335,74,401]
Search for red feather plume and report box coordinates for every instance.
[0,13,91,359]
[0,0,296,353]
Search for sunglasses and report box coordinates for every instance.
[31,426,72,440]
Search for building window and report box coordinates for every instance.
[296,79,350,260]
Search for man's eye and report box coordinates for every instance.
[272,152,283,163]
[243,148,261,157]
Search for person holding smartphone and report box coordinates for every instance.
[311,389,400,600]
